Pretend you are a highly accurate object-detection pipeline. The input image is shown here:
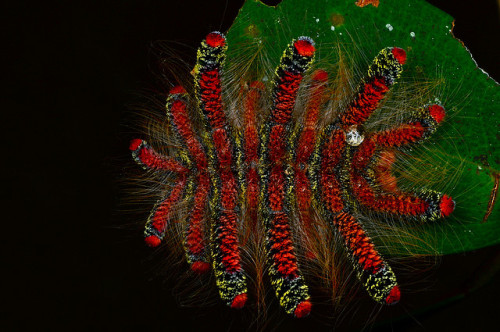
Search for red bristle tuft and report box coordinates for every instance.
[294,300,312,318]
[231,293,247,309]
[206,31,225,47]
[440,195,455,217]
[294,37,315,57]
[429,104,446,123]
[129,138,143,151]
[391,47,406,65]
[385,285,400,305]
[191,261,210,274]
[144,235,161,247]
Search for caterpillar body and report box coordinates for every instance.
[129,30,455,318]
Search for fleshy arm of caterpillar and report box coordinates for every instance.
[373,104,447,147]
[143,177,187,247]
[263,36,315,318]
[195,31,247,308]
[167,87,212,273]
[341,47,406,128]
[129,139,188,174]
[167,87,209,169]
[333,212,400,305]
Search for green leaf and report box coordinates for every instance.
[226,0,500,255]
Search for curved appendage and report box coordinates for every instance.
[143,178,187,247]
[261,36,315,318]
[373,104,447,148]
[195,31,247,308]
[333,212,400,305]
[130,139,188,174]
[129,139,189,247]
[341,47,406,128]
[167,88,211,273]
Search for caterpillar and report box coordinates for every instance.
[129,29,455,317]
[125,0,499,327]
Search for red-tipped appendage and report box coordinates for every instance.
[294,300,312,318]
[391,47,406,65]
[144,235,161,248]
[197,36,244,279]
[191,261,211,274]
[264,36,315,280]
[129,138,143,151]
[341,47,406,127]
[374,104,446,148]
[428,104,446,124]
[440,194,455,217]
[271,38,314,124]
[144,178,186,247]
[231,293,247,309]
[294,37,315,57]
[131,139,188,173]
[385,285,401,305]
[206,31,225,48]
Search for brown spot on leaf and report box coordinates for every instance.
[329,13,345,27]
[245,24,260,37]
[355,0,380,8]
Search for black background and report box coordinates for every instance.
[4,0,499,331]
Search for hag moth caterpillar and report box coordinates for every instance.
[129,30,455,317]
